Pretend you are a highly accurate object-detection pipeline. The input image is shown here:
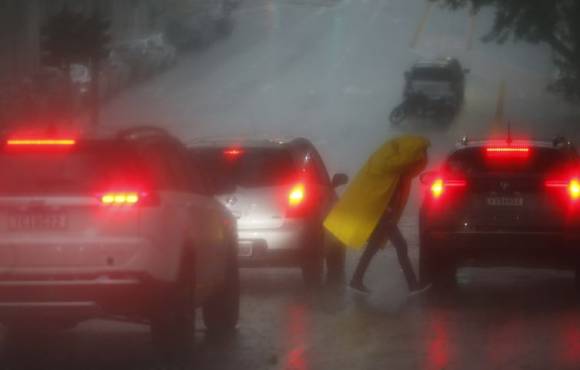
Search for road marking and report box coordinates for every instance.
[466,5,477,50]
[410,2,433,48]
[493,79,507,131]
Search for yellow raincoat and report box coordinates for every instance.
[324,135,430,248]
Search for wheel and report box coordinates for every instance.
[150,256,196,365]
[301,229,324,286]
[202,241,240,334]
[419,236,457,290]
[389,104,407,125]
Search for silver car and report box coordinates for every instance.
[188,138,348,285]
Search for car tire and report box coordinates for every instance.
[202,241,240,334]
[389,104,407,125]
[150,255,196,365]
[419,236,456,290]
[301,229,324,286]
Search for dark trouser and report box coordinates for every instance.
[351,211,419,291]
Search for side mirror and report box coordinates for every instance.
[331,173,349,188]
[419,171,438,185]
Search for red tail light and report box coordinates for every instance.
[223,148,244,158]
[545,178,580,202]
[98,191,158,206]
[288,183,305,207]
[100,192,140,205]
[430,178,467,199]
[485,145,530,159]
[5,138,77,152]
[7,139,76,146]
[286,182,316,218]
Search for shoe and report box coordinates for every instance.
[408,283,432,297]
[349,281,371,294]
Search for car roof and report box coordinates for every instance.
[453,138,575,151]
[412,57,458,69]
[188,136,308,149]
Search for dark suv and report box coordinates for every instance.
[419,138,580,288]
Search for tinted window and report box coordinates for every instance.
[0,142,146,195]
[412,67,454,81]
[444,147,578,175]
[192,147,298,193]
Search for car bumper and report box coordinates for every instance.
[0,273,169,322]
[425,231,580,269]
[236,221,308,267]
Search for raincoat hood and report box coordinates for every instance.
[324,135,430,248]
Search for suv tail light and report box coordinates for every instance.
[5,138,77,152]
[98,191,159,207]
[545,178,580,202]
[485,144,530,160]
[430,178,467,199]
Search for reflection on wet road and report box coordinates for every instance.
[3,268,580,370]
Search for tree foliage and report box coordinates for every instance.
[431,0,580,101]
[41,7,111,70]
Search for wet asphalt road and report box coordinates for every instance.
[3,0,580,369]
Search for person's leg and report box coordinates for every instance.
[350,240,381,286]
[350,214,390,287]
[388,225,420,291]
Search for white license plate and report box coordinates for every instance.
[8,213,68,231]
[238,242,253,257]
[486,197,524,207]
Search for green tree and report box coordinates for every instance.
[41,7,111,124]
[431,0,580,101]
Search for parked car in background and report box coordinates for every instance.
[188,138,348,285]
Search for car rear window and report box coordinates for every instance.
[444,147,578,175]
[412,67,454,81]
[0,142,147,195]
[192,147,298,193]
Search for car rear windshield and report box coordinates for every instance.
[444,147,578,175]
[412,67,454,81]
[0,142,146,195]
[192,147,298,193]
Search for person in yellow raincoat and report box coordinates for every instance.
[323,135,430,293]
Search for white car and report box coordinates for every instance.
[0,127,239,359]
[188,138,348,285]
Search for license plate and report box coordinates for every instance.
[486,197,524,207]
[7,213,68,231]
[238,242,253,257]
